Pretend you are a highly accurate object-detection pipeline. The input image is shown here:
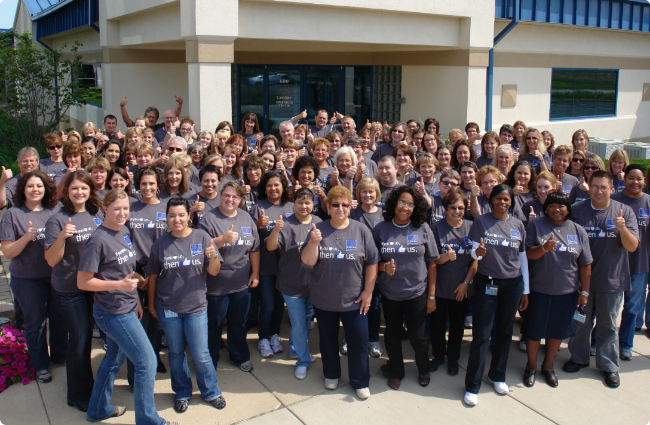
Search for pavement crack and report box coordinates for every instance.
[35,382,53,425]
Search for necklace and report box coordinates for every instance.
[392,219,410,228]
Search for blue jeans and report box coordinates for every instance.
[10,276,67,371]
[258,275,284,340]
[156,308,221,401]
[314,307,370,389]
[88,305,165,425]
[54,290,94,405]
[283,294,314,367]
[465,273,523,394]
[207,289,251,367]
[127,286,164,387]
[620,272,648,349]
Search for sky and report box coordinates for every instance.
[0,0,19,29]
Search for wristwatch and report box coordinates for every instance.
[428,296,436,300]
[579,290,589,297]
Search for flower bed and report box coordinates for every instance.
[0,324,35,393]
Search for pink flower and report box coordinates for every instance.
[21,378,29,385]
[0,384,6,392]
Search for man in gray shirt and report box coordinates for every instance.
[289,109,336,139]
[564,170,639,389]
[375,155,404,209]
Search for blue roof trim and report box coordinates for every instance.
[496,0,650,32]
[35,0,99,38]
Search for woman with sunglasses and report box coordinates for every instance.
[464,184,529,406]
[568,150,586,180]
[301,186,378,399]
[569,156,605,204]
[520,128,549,175]
[249,171,295,358]
[373,186,438,390]
[371,122,409,163]
[40,134,67,180]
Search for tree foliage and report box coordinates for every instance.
[0,31,86,147]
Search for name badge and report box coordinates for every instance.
[606,219,616,229]
[640,209,650,218]
[407,235,418,245]
[434,190,441,196]
[464,236,472,247]
[157,212,167,221]
[563,185,572,193]
[486,285,498,296]
[618,181,625,189]
[346,240,357,251]
[93,218,102,226]
[242,227,252,237]
[124,235,132,248]
[510,229,520,240]
[191,244,203,256]
[164,309,178,319]
[532,159,540,166]
[314,196,320,204]
[574,309,586,323]
[567,235,578,245]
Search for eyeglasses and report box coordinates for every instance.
[583,166,600,171]
[48,145,62,151]
[448,206,465,212]
[526,137,538,140]
[330,203,350,209]
[168,147,184,153]
[440,180,458,187]
[392,130,405,134]
[482,180,499,186]
[222,194,240,200]
[398,200,415,209]
[572,158,584,163]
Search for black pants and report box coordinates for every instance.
[382,293,429,379]
[465,273,523,394]
[431,296,467,365]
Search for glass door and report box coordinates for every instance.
[304,67,343,127]
[267,67,301,136]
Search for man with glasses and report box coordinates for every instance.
[2,147,38,209]
[375,155,404,210]
[155,110,182,144]
[566,170,639,389]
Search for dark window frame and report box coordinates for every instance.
[550,68,618,121]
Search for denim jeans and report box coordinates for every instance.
[620,272,648,350]
[10,276,67,371]
[569,291,624,372]
[54,290,94,405]
[88,305,165,425]
[367,286,381,343]
[207,289,251,367]
[283,294,314,367]
[314,307,369,389]
[258,275,284,340]
[127,287,164,387]
[465,273,523,394]
[642,273,650,328]
[156,308,221,401]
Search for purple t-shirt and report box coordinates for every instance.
[127,201,168,266]
[611,192,650,274]
[468,213,526,279]
[432,219,475,299]
[249,200,295,276]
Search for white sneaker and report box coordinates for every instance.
[258,339,274,358]
[324,378,338,389]
[487,377,509,394]
[369,341,383,358]
[464,316,473,329]
[464,392,478,406]
[519,340,527,352]
[92,328,100,339]
[295,366,308,380]
[270,334,283,353]
[341,339,348,355]
[356,387,370,399]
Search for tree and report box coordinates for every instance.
[0,31,87,148]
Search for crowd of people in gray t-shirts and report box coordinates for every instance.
[1,104,648,422]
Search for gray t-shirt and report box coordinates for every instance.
[273,215,322,298]
[468,213,526,279]
[350,206,384,231]
[612,175,626,193]
[476,157,494,169]
[521,198,545,230]
[186,192,221,227]
[244,185,260,212]
[371,142,396,163]
[158,186,198,202]
[44,210,102,293]
[0,205,57,279]
[249,200,295,276]
[525,217,592,295]
[198,208,260,296]
[5,175,19,209]
[429,195,446,225]
[372,221,439,301]
[569,185,590,204]
[572,199,639,292]
[432,219,475,299]
[475,194,527,222]
[558,174,579,195]
[146,229,222,315]
[78,225,138,315]
[377,181,405,210]
[305,220,379,312]
[611,192,650,274]
[39,158,66,181]
[127,201,168,266]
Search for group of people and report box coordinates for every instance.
[1,99,648,424]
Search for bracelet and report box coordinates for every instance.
[427,296,435,300]
[579,290,589,297]
[541,244,547,252]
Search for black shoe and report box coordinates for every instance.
[635,327,642,332]
[174,399,189,413]
[447,361,459,376]
[429,359,443,372]
[67,401,89,412]
[157,360,167,373]
[562,360,589,373]
[523,370,536,387]
[604,372,620,388]
[541,369,558,388]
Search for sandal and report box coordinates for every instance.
[110,406,127,418]
[210,395,226,410]
[419,373,431,387]
[174,399,189,413]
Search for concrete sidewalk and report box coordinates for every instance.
[1,309,650,425]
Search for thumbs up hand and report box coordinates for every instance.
[63,217,76,238]
[256,209,269,228]
[476,237,487,257]
[310,223,322,243]
[578,177,589,192]
[120,271,138,291]
[25,221,38,240]
[306,129,314,144]
[385,259,396,276]
[471,179,481,198]
[190,195,204,213]
[274,215,285,232]
[0,166,12,184]
[223,224,239,244]
[543,233,557,252]
[241,180,251,195]
[513,148,520,162]
[414,177,424,193]
[205,240,218,259]
[615,209,626,230]
[529,206,537,220]
[120,95,128,107]
[446,245,457,261]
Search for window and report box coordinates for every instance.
[550,69,617,120]
[74,63,102,106]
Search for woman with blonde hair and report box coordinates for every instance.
[608,149,630,192]
[520,128,549,174]
[495,144,514,178]
[81,122,99,138]
[522,171,558,224]
[571,129,593,156]
[125,127,143,145]
[198,131,214,151]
